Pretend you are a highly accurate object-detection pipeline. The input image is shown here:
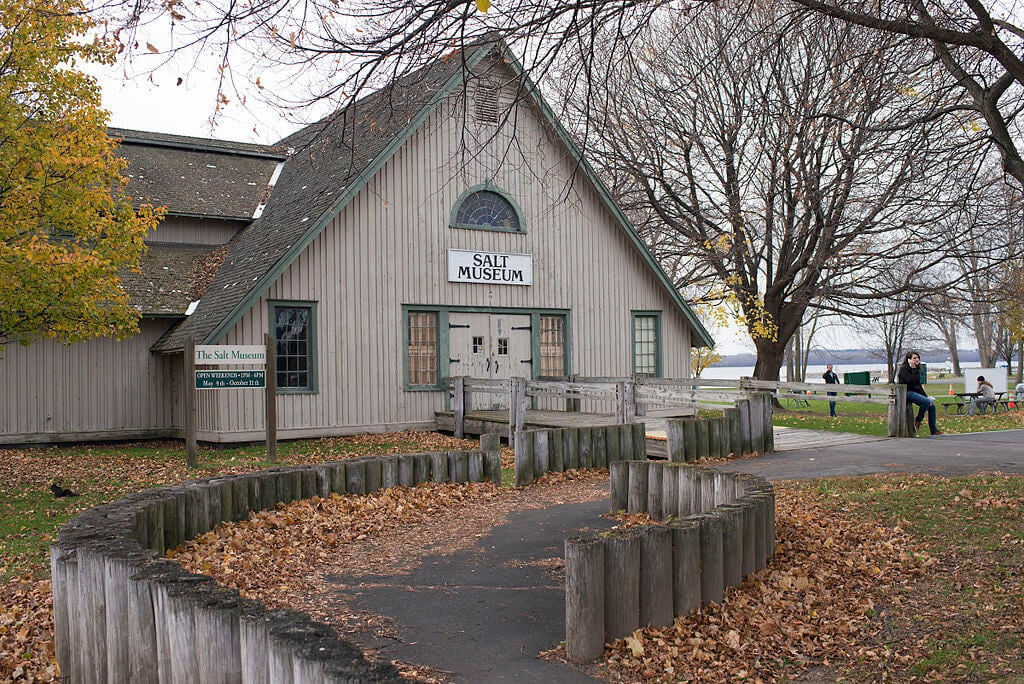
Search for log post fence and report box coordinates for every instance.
[566,463,776,663]
[51,442,509,683]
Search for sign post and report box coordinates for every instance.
[190,342,276,463]
[265,333,277,463]
[184,338,198,468]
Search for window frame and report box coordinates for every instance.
[449,183,526,234]
[268,300,318,394]
[631,311,662,378]
[403,307,443,391]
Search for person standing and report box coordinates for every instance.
[968,375,997,415]
[897,351,943,435]
[823,364,840,417]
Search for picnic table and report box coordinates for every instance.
[943,391,1008,415]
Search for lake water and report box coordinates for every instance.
[704,362,985,383]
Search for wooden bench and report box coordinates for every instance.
[941,398,966,415]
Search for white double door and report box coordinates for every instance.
[449,312,532,393]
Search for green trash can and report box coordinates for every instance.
[843,371,870,386]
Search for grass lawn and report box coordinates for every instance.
[773,387,1024,436]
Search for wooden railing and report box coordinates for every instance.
[446,376,914,439]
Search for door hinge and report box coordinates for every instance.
[450,358,461,364]
[520,359,533,364]
[449,323,471,329]
[511,325,532,331]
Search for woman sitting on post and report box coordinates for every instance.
[897,351,943,435]
[968,375,997,415]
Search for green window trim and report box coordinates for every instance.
[449,182,526,233]
[632,311,662,378]
[269,300,318,394]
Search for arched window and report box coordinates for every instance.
[451,185,524,233]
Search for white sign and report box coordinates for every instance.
[447,249,533,285]
[195,345,267,365]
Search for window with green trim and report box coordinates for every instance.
[540,315,566,377]
[272,303,317,392]
[407,311,439,387]
[633,313,660,377]
[452,188,523,232]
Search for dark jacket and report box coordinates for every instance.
[897,364,926,395]
[823,370,839,384]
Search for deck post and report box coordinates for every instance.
[453,376,466,439]
[509,377,527,442]
[888,384,907,437]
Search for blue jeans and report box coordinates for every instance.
[907,392,937,434]
[827,393,837,416]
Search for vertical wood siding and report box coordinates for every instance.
[0,320,179,442]
[147,216,242,246]
[205,62,696,438]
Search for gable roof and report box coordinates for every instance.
[121,242,227,316]
[111,128,285,221]
[151,35,714,352]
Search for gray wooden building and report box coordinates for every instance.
[0,36,713,445]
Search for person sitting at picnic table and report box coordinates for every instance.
[897,351,943,435]
[968,375,997,415]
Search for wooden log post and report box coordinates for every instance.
[565,535,605,664]
[695,419,709,461]
[329,463,347,495]
[533,431,550,480]
[681,417,698,462]
[604,425,622,464]
[670,519,701,616]
[724,408,741,457]
[193,586,245,684]
[677,465,700,516]
[592,426,608,469]
[448,450,470,483]
[736,399,752,456]
[609,461,629,513]
[695,512,724,605]
[578,428,593,470]
[888,384,906,438]
[604,530,641,641]
[414,452,432,484]
[363,458,383,493]
[627,461,649,515]
[345,460,366,495]
[239,607,272,684]
[480,433,502,486]
[398,454,416,487]
[453,376,467,439]
[562,428,579,470]
[762,392,775,453]
[718,504,744,588]
[637,525,673,628]
[716,416,731,458]
[706,418,721,459]
[660,463,680,520]
[619,424,634,461]
[513,431,533,487]
[430,451,448,484]
[550,429,564,473]
[646,461,664,521]
[512,377,528,441]
[632,423,646,460]
[468,451,485,482]
[381,456,399,490]
[738,499,757,578]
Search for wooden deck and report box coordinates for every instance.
[435,410,888,455]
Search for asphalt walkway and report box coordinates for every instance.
[328,429,1024,683]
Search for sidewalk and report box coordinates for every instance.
[329,429,1024,683]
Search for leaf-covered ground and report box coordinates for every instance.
[3,433,1022,682]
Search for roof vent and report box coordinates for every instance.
[475,82,501,125]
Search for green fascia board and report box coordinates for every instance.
[201,44,498,346]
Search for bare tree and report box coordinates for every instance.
[556,5,984,380]
[787,0,1024,187]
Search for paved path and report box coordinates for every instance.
[330,429,1024,683]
